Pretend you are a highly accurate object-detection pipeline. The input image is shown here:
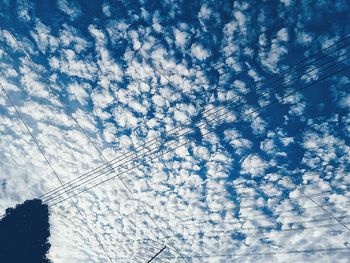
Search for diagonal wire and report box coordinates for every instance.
[45,59,349,208]
[116,217,350,247]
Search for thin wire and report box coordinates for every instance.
[150,202,350,232]
[147,246,167,263]
[6,30,185,261]
[105,8,350,112]
[151,187,336,212]
[38,38,350,202]
[0,82,114,263]
[155,218,350,242]
[95,206,350,245]
[44,52,350,205]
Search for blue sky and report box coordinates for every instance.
[0,0,350,262]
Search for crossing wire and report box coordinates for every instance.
[115,218,350,253]
[39,39,350,204]
[0,82,114,263]
[36,59,350,252]
[104,247,350,261]
[5,30,186,262]
[44,48,350,205]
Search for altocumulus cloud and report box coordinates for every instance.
[0,0,350,262]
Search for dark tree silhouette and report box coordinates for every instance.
[0,199,51,263]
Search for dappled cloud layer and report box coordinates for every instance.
[0,0,350,262]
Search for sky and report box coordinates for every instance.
[0,0,350,262]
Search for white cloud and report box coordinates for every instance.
[102,3,111,17]
[59,25,90,53]
[30,20,59,53]
[241,154,267,177]
[174,29,189,47]
[57,0,82,20]
[49,49,98,80]
[191,44,211,60]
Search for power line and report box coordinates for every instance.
[147,246,167,263]
[29,32,348,200]
[155,222,350,247]
[104,6,350,116]
[134,219,350,255]
[109,185,348,235]
[164,201,350,229]
[89,199,350,238]
[41,47,350,203]
[46,60,350,207]
[146,187,339,213]
[108,176,344,215]
[44,51,350,205]
[0,82,114,263]
[38,38,350,204]
[113,247,350,261]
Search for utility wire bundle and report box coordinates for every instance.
[37,36,350,207]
